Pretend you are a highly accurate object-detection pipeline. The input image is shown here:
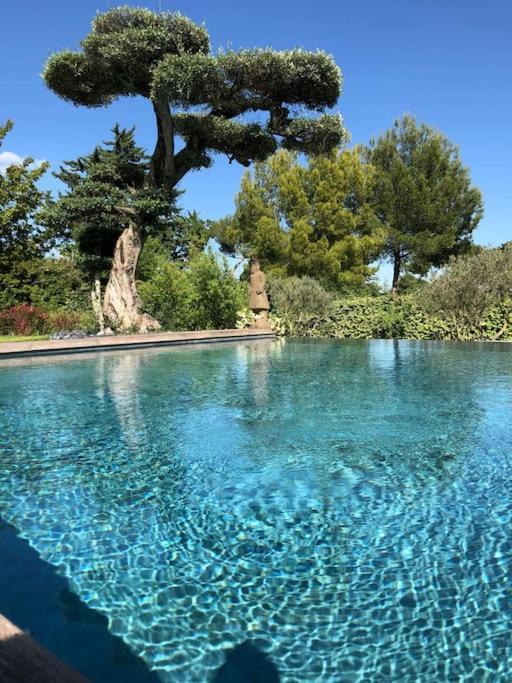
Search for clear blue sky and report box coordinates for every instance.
[1,0,511,261]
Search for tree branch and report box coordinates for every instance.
[149,100,175,188]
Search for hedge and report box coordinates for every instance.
[275,296,512,341]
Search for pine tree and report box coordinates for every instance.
[213,149,384,291]
[43,126,178,331]
[364,115,483,292]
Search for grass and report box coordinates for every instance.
[0,334,50,343]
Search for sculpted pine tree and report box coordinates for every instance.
[43,6,345,331]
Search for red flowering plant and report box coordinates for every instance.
[0,304,49,335]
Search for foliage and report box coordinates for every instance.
[0,304,49,336]
[163,210,209,263]
[396,273,425,293]
[418,245,512,338]
[138,261,190,330]
[0,120,51,274]
[267,313,289,337]
[236,308,288,336]
[43,6,345,193]
[185,251,246,329]
[136,212,209,280]
[0,302,97,336]
[46,309,97,334]
[0,257,90,311]
[266,274,334,317]
[289,297,421,339]
[236,308,257,329]
[42,126,178,282]
[364,115,483,289]
[213,149,384,290]
[139,250,246,330]
[271,293,512,341]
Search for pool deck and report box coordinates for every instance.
[0,328,275,358]
[0,614,87,682]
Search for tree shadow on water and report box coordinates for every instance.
[211,640,280,683]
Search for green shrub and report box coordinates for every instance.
[276,294,512,341]
[236,308,257,329]
[479,300,512,340]
[138,260,191,330]
[418,246,512,338]
[0,257,90,310]
[236,308,289,336]
[186,252,247,329]
[279,296,447,340]
[266,274,335,318]
[139,250,246,330]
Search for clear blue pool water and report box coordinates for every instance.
[1,339,511,682]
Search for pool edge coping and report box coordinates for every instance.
[0,328,276,359]
[0,613,88,682]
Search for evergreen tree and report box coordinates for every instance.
[43,6,345,330]
[364,115,483,292]
[213,149,384,290]
[43,126,178,331]
[161,211,209,264]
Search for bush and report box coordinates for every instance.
[418,246,512,338]
[0,257,90,311]
[138,260,192,330]
[0,304,49,335]
[290,297,413,339]
[0,304,97,336]
[47,310,83,332]
[266,274,335,318]
[236,308,289,336]
[274,293,512,341]
[187,251,247,329]
[47,309,98,334]
[139,250,246,330]
[274,296,453,340]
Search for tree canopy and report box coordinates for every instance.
[364,115,483,291]
[42,125,178,282]
[213,148,384,290]
[0,120,50,274]
[43,6,345,191]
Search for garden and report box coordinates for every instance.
[1,8,510,344]
[1,4,511,683]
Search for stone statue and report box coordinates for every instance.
[249,258,270,328]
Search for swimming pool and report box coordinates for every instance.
[1,339,511,681]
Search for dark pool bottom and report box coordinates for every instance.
[0,518,160,682]
[1,339,512,681]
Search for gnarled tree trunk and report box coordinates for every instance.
[103,224,161,333]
